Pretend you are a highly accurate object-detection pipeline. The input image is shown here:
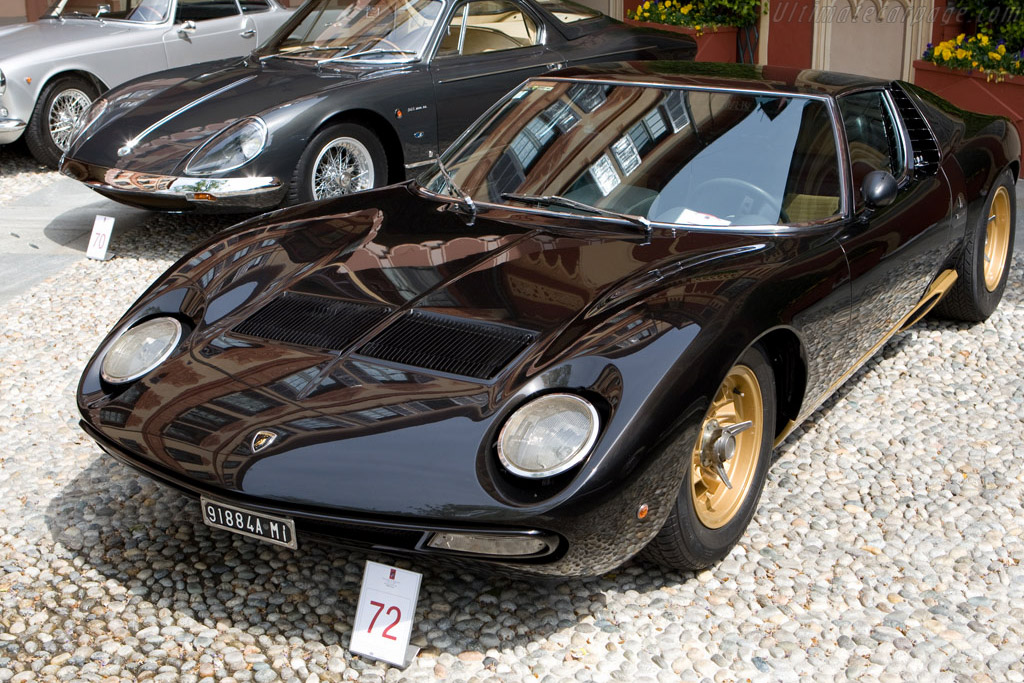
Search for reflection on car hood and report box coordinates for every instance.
[79,185,770,512]
[66,59,406,175]
[0,19,131,61]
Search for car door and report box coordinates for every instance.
[833,88,952,358]
[162,0,258,67]
[239,0,289,41]
[429,0,565,148]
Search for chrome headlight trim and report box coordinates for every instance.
[100,317,183,384]
[496,393,600,479]
[184,116,268,176]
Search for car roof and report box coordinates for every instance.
[544,61,892,98]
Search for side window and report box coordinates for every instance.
[439,1,539,56]
[838,90,905,206]
[239,0,270,12]
[176,0,242,22]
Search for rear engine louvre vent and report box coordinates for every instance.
[890,86,941,177]
[232,293,392,351]
[358,310,537,380]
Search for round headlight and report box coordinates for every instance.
[101,317,183,384]
[185,117,268,176]
[497,394,600,478]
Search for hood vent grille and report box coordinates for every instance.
[232,293,392,351]
[358,310,537,380]
[890,85,941,178]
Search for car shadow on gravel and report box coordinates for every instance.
[44,453,677,661]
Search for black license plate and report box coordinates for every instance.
[200,497,297,549]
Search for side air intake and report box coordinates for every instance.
[232,293,392,351]
[358,310,537,380]
[890,85,941,177]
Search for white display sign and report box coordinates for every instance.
[86,215,115,261]
[589,154,621,196]
[349,561,422,668]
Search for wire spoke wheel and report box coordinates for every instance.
[48,88,92,152]
[311,137,375,200]
[983,185,1011,292]
[690,364,764,529]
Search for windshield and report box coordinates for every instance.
[44,0,170,21]
[265,0,443,62]
[422,80,844,227]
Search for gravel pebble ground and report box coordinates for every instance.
[0,145,60,206]
[1,157,1024,683]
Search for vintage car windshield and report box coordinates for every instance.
[265,0,443,62]
[43,0,170,21]
[423,80,844,227]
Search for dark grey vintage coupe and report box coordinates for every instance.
[60,0,696,211]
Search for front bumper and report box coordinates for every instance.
[60,159,287,213]
[79,420,586,576]
[0,117,26,145]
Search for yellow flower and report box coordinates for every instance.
[681,2,692,13]
[979,34,990,46]
[941,48,953,60]
[972,60,979,67]
[956,48,968,59]
[956,33,965,44]
[643,1,650,8]
[989,51,1002,61]
[999,44,1007,55]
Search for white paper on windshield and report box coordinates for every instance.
[589,154,621,196]
[611,135,641,176]
[677,208,732,226]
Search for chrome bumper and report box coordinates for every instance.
[0,118,26,145]
[60,159,287,213]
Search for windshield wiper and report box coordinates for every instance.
[262,45,349,60]
[436,158,477,222]
[318,48,417,65]
[501,192,651,238]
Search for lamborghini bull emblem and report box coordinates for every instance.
[251,430,278,453]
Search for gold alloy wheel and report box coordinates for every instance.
[984,185,1011,292]
[691,364,764,529]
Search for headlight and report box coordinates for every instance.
[497,393,600,478]
[185,117,268,176]
[101,317,183,384]
[68,97,107,148]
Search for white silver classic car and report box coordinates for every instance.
[0,0,292,167]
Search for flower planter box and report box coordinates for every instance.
[914,59,1024,162]
[623,19,738,63]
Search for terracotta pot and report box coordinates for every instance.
[623,19,738,63]
[914,59,1024,161]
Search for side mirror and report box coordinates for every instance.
[96,3,111,16]
[861,170,898,210]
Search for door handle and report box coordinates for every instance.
[547,61,566,70]
[178,19,196,35]
[241,28,256,38]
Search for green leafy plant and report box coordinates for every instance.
[952,0,1024,51]
[626,0,759,29]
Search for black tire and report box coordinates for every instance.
[646,344,776,571]
[288,122,388,205]
[934,170,1016,322]
[25,76,98,169]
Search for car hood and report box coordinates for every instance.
[66,58,408,175]
[79,186,772,516]
[0,19,132,61]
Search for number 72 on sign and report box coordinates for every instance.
[349,561,422,667]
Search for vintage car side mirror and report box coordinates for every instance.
[861,170,898,209]
[96,3,111,16]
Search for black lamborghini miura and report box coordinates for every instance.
[77,63,1018,577]
[59,0,695,212]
